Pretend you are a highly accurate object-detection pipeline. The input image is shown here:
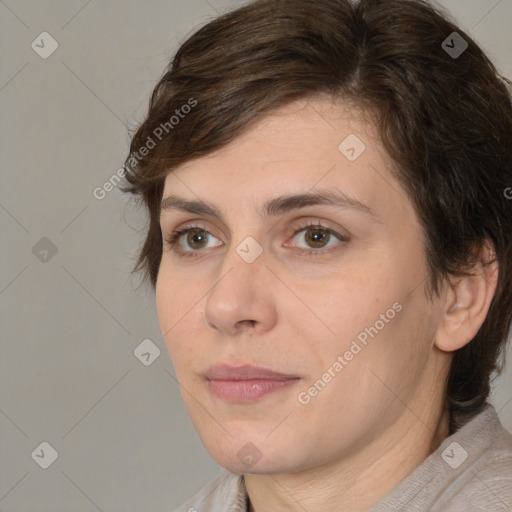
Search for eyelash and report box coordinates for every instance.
[164,220,347,259]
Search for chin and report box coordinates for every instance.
[203,434,310,475]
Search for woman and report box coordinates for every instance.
[122,0,512,510]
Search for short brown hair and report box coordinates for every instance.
[122,0,512,419]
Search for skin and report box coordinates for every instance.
[156,96,497,512]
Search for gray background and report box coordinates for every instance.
[0,0,511,510]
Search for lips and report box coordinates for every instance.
[205,364,299,381]
[205,364,301,402]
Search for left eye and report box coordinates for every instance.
[288,226,344,250]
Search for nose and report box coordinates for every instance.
[202,246,278,337]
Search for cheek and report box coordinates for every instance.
[297,268,396,351]
[155,272,175,339]
[155,270,203,362]
[300,255,430,383]
[302,294,436,437]
[348,285,438,405]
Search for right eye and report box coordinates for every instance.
[165,226,223,256]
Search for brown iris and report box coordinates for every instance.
[304,228,330,248]
[186,229,208,249]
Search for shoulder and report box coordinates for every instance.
[437,406,512,511]
[171,469,246,512]
[373,404,512,512]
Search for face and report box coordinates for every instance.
[156,96,445,475]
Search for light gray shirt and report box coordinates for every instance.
[172,404,512,511]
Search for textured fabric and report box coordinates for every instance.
[172,404,512,511]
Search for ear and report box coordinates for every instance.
[435,241,499,352]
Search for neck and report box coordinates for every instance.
[245,401,451,512]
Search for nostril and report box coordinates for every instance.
[236,319,257,330]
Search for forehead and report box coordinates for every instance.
[178,98,374,164]
[161,96,412,223]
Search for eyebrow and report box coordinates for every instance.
[160,188,377,222]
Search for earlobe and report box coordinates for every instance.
[434,243,499,353]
